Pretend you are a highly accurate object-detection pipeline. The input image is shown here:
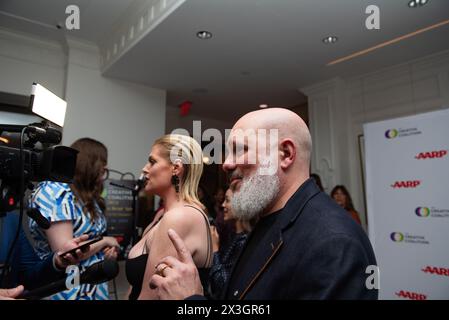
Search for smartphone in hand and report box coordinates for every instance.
[59,236,103,258]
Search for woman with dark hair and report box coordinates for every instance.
[330,185,362,225]
[29,138,119,300]
[212,186,235,252]
[208,188,252,299]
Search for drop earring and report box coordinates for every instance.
[171,174,180,194]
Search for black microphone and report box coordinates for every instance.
[27,208,50,230]
[134,173,147,192]
[19,259,119,300]
[79,259,119,284]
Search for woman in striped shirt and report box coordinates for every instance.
[29,138,119,300]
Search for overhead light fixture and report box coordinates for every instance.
[259,104,268,109]
[408,0,429,8]
[322,36,338,44]
[196,31,212,39]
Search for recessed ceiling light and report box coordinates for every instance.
[259,104,268,109]
[408,0,429,8]
[322,36,338,44]
[196,31,212,39]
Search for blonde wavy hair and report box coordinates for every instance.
[153,134,204,209]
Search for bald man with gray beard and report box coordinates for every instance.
[150,108,378,300]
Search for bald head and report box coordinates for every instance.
[233,108,312,169]
[224,108,312,216]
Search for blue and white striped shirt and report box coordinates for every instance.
[29,181,109,300]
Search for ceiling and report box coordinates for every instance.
[1,0,449,122]
[0,0,137,43]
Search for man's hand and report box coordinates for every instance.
[54,234,91,269]
[0,285,24,300]
[149,229,204,300]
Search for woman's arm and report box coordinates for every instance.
[45,222,118,260]
[45,221,75,252]
[137,208,204,299]
[210,226,220,253]
[89,237,119,258]
[126,286,133,300]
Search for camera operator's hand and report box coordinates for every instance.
[0,285,24,300]
[54,234,91,269]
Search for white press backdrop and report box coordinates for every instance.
[364,108,449,300]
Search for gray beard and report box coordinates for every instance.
[231,171,280,220]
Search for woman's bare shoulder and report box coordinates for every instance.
[160,205,205,229]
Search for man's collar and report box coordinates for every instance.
[277,178,321,231]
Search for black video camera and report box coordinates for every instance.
[0,84,78,216]
[0,124,78,215]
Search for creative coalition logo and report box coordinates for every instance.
[415,207,430,217]
[390,232,404,242]
[385,129,398,139]
[391,180,421,189]
[395,290,427,300]
[390,232,429,245]
[415,150,448,160]
[385,127,421,139]
[415,206,449,218]
[421,266,449,277]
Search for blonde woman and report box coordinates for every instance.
[125,134,212,300]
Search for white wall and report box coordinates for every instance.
[165,104,234,138]
[0,28,166,177]
[302,49,449,231]
[0,28,66,98]
[63,38,166,176]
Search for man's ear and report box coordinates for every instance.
[279,139,296,170]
